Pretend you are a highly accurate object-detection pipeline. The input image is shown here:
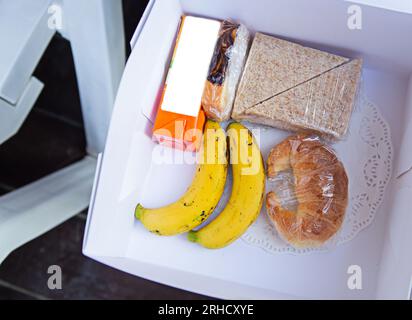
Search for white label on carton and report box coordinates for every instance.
[161,16,220,117]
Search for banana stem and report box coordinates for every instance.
[135,204,144,220]
[187,231,198,243]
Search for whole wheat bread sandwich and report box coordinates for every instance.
[232,33,362,140]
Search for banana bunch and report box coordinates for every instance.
[135,120,265,248]
[135,120,228,235]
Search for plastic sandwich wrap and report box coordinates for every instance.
[201,20,250,122]
[270,59,363,142]
[231,32,363,141]
[265,134,349,249]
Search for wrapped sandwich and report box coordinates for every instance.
[232,33,362,140]
[201,20,250,122]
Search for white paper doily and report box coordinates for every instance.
[214,94,393,254]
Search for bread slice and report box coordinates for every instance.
[233,33,349,118]
[232,33,362,139]
[243,59,363,139]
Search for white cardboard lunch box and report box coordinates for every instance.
[83,0,412,299]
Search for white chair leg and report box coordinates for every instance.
[0,0,53,144]
[63,0,126,154]
[0,0,54,105]
[0,157,97,263]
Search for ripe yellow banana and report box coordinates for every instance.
[135,120,228,236]
[188,122,265,249]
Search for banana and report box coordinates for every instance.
[135,120,228,236]
[188,122,265,249]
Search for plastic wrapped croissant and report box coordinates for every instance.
[265,135,349,248]
[201,20,250,122]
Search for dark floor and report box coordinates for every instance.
[0,0,209,300]
[0,214,209,300]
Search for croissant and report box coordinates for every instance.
[266,135,348,248]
